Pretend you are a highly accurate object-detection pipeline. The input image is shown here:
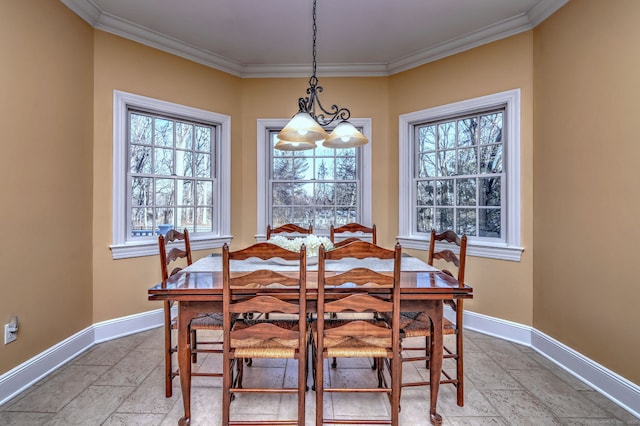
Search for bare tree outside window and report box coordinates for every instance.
[269,132,360,231]
[128,110,217,237]
[415,109,504,238]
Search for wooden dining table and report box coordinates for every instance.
[148,253,473,425]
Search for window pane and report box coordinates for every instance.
[176,150,193,177]
[316,207,334,229]
[156,178,174,206]
[131,207,153,234]
[416,180,434,206]
[457,208,476,236]
[177,207,194,231]
[316,183,335,205]
[435,208,453,231]
[131,177,152,206]
[195,126,211,151]
[176,122,193,150]
[273,157,293,179]
[272,207,291,227]
[336,156,356,180]
[131,114,152,145]
[479,177,501,206]
[273,182,293,205]
[316,158,335,180]
[154,148,173,175]
[418,125,436,151]
[479,208,501,237]
[292,182,313,205]
[130,146,152,174]
[456,178,476,206]
[195,152,211,178]
[336,183,357,206]
[291,207,312,225]
[458,147,477,175]
[457,118,477,147]
[480,144,503,173]
[292,157,313,180]
[479,112,503,144]
[417,207,434,233]
[155,207,174,226]
[154,118,173,147]
[177,179,194,205]
[418,153,436,178]
[436,179,454,206]
[196,207,213,232]
[197,180,213,205]
[335,208,356,225]
[438,122,455,149]
[438,150,456,176]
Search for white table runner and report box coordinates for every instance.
[183,254,437,273]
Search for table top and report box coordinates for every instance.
[148,254,473,300]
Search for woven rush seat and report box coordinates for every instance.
[171,313,224,330]
[231,320,300,358]
[385,312,456,338]
[312,319,392,357]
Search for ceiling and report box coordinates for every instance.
[61,0,568,78]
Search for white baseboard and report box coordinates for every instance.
[1,307,638,420]
[0,309,164,406]
[457,308,640,419]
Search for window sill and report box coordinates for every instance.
[110,235,233,260]
[396,236,524,262]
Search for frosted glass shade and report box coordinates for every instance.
[323,120,368,148]
[276,112,327,150]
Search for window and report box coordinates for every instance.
[398,89,523,261]
[111,91,231,259]
[256,119,372,238]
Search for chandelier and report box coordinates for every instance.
[275,0,368,151]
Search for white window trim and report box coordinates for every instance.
[256,118,372,240]
[110,90,232,259]
[398,89,524,261]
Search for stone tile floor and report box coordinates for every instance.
[1,327,638,425]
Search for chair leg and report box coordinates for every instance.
[164,302,173,398]
[190,329,198,363]
[315,354,324,425]
[456,328,464,406]
[222,354,232,425]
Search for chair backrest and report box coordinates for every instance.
[317,241,402,353]
[329,223,377,246]
[427,229,467,286]
[222,242,307,357]
[158,228,192,281]
[266,223,313,239]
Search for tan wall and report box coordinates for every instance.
[389,32,535,326]
[0,1,94,372]
[533,0,640,384]
[91,32,243,323]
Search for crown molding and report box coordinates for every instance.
[60,0,568,78]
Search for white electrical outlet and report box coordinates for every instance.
[4,323,17,344]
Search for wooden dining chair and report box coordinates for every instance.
[312,240,402,425]
[329,222,377,247]
[266,223,312,239]
[222,242,307,426]
[397,229,467,406]
[158,228,223,398]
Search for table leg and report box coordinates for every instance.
[426,300,443,425]
[178,303,192,426]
